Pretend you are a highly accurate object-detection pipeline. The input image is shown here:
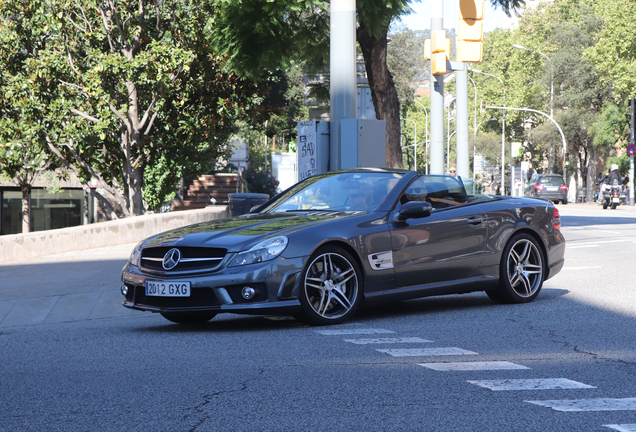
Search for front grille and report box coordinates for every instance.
[141,246,227,272]
[129,285,219,309]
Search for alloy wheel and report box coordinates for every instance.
[506,238,543,298]
[303,252,359,321]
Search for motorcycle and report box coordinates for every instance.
[599,183,622,209]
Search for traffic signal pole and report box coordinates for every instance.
[456,69,470,178]
[429,2,445,175]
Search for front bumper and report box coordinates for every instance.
[121,256,307,316]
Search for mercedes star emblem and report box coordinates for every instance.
[162,248,181,270]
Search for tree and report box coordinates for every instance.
[585,0,636,99]
[0,0,277,218]
[0,0,56,232]
[210,0,525,170]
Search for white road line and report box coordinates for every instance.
[314,328,395,335]
[567,245,600,249]
[604,425,636,432]
[526,398,636,412]
[343,337,432,344]
[561,266,601,270]
[569,238,636,247]
[377,347,478,357]
[468,378,595,391]
[419,361,529,371]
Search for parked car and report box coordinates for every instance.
[121,168,566,326]
[524,174,568,204]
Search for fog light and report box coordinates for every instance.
[121,285,128,296]
[241,286,256,300]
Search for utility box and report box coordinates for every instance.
[297,121,330,182]
[340,119,387,169]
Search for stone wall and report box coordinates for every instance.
[0,206,228,264]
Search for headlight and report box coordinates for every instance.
[128,241,144,267]
[229,236,288,267]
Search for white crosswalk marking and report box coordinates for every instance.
[343,337,432,344]
[526,398,636,412]
[313,328,395,335]
[419,361,529,371]
[604,425,636,432]
[377,347,478,357]
[469,378,595,391]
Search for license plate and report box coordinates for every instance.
[546,186,558,191]
[145,281,191,297]
[613,197,620,203]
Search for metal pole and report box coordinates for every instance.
[456,68,470,179]
[330,0,357,171]
[631,98,635,206]
[430,1,444,174]
[467,75,477,181]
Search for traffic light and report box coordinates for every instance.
[457,0,484,63]
[480,100,486,112]
[429,29,450,76]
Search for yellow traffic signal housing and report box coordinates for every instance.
[425,38,450,61]
[428,30,451,75]
[457,40,483,63]
[480,100,486,112]
[431,52,447,76]
[457,0,484,63]
[459,0,484,20]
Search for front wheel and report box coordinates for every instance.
[160,312,217,325]
[298,246,362,325]
[487,233,544,304]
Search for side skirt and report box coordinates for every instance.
[363,275,498,306]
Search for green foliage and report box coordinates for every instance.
[590,104,630,149]
[242,166,279,197]
[0,0,287,216]
[585,0,636,99]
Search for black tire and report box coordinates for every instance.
[298,246,362,325]
[160,312,217,325]
[562,199,568,205]
[611,203,617,209]
[603,202,608,209]
[486,233,544,304]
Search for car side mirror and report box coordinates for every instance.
[395,201,433,222]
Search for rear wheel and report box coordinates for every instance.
[603,202,608,209]
[611,203,617,209]
[487,233,544,304]
[298,246,362,325]
[160,312,217,325]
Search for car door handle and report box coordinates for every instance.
[467,217,485,225]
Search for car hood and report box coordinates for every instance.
[142,211,361,252]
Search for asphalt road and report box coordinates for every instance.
[1,203,636,431]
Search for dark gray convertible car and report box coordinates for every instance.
[121,168,565,325]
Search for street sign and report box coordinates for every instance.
[627,143,635,156]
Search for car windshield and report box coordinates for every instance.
[264,171,405,213]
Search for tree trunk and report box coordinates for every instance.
[20,184,30,234]
[357,23,403,169]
